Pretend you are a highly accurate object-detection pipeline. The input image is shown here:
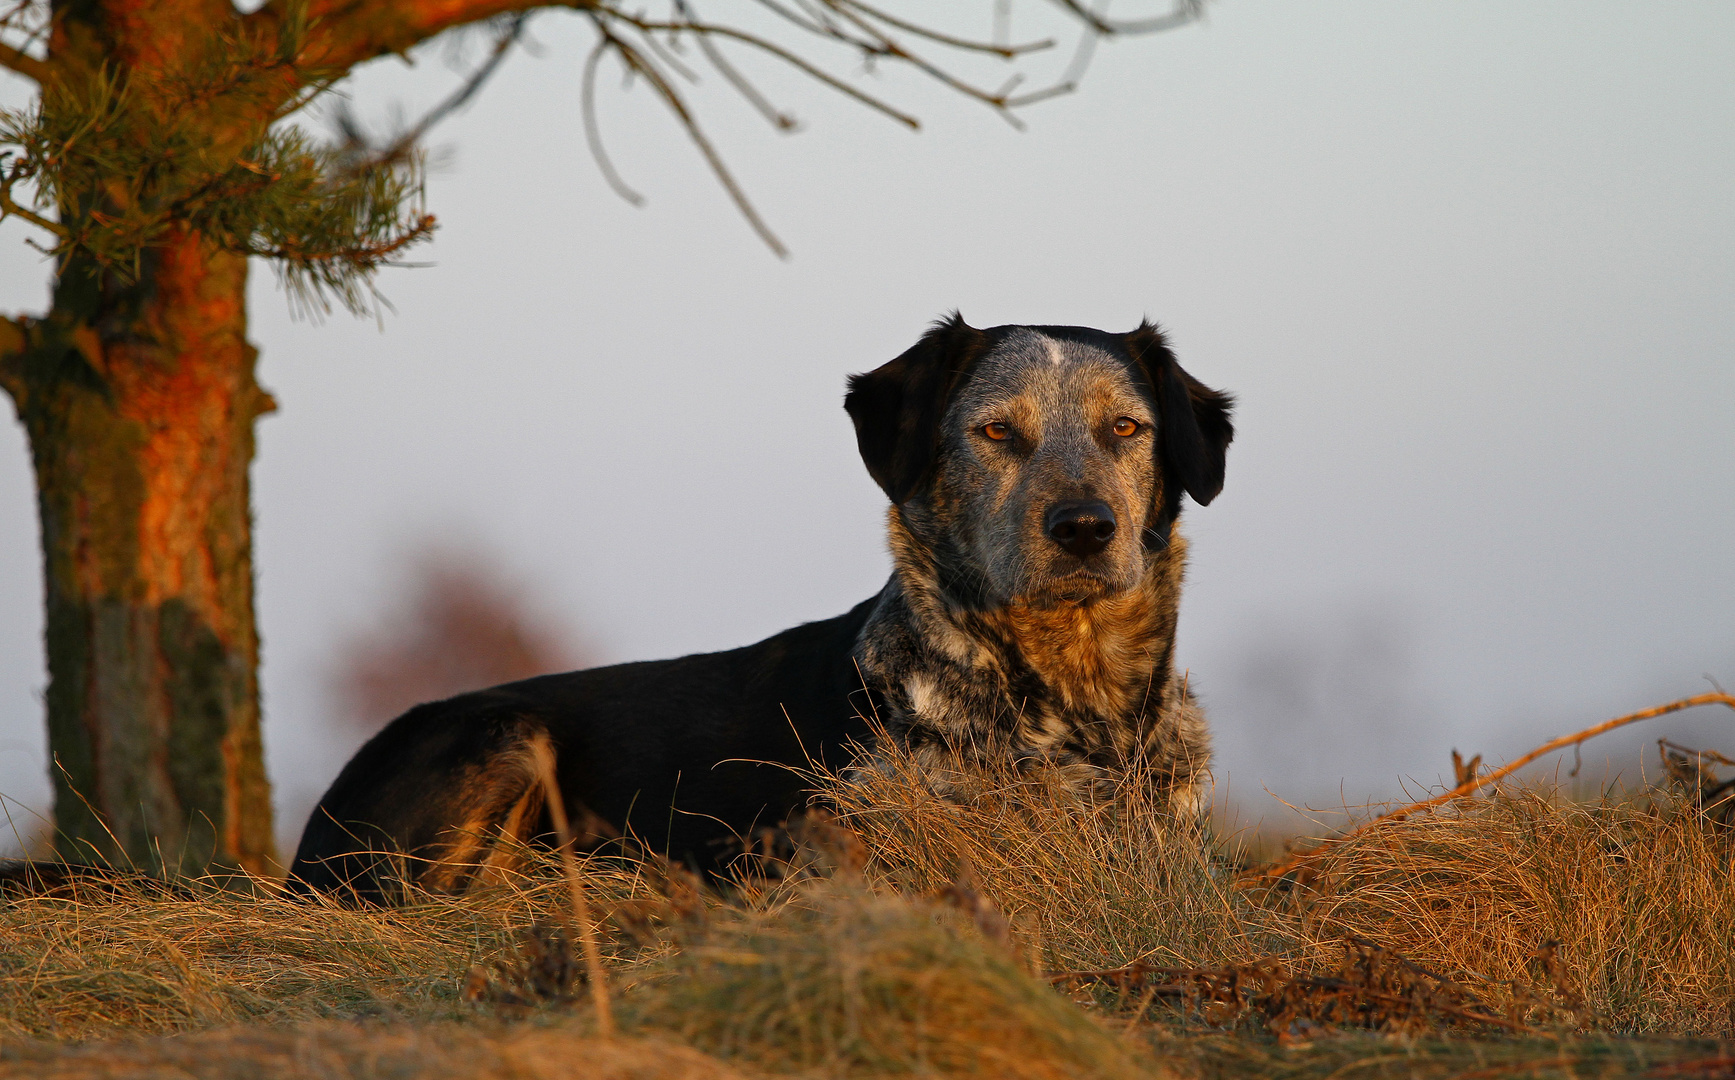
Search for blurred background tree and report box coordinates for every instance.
[0,0,1200,875]
[331,548,586,736]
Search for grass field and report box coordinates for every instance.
[2,702,1732,1079]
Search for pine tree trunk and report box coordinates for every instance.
[0,0,509,878]
[4,234,277,875]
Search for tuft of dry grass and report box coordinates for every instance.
[1264,784,1735,1035]
[814,741,1283,977]
[0,862,650,1041]
[624,882,1154,1079]
[810,732,1735,1038]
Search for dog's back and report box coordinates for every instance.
[289,599,876,900]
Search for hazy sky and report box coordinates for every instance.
[2,2,1731,854]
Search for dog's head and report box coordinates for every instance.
[845,314,1233,607]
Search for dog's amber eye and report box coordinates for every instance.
[983,421,1012,441]
[1112,417,1140,437]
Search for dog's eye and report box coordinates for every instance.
[1111,417,1140,438]
[982,422,1012,442]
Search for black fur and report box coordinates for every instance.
[1126,321,1235,547]
[845,313,992,505]
[290,601,875,900]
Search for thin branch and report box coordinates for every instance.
[792,0,850,38]
[340,13,530,175]
[580,35,644,205]
[0,314,28,404]
[835,0,1054,59]
[635,18,702,83]
[622,17,919,130]
[695,33,795,130]
[0,39,49,84]
[0,165,64,237]
[1018,2,1103,105]
[817,0,1028,128]
[747,0,866,46]
[1660,738,1735,769]
[400,14,529,144]
[248,0,1201,263]
[593,18,786,256]
[1241,692,1735,886]
[1046,0,1204,36]
[676,0,795,131]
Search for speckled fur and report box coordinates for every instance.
[844,322,1231,817]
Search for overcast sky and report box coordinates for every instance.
[1,2,1731,855]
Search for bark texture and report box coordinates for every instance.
[4,239,276,874]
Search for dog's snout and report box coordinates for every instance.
[1044,500,1117,558]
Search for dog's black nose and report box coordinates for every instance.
[1045,500,1117,558]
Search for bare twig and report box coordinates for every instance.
[1045,0,1204,36]
[1660,738,1735,769]
[620,16,920,129]
[746,0,863,46]
[1242,693,1735,886]
[818,1,1029,127]
[674,0,794,130]
[0,158,64,237]
[592,17,787,257]
[835,0,1054,58]
[580,35,645,205]
[337,13,530,176]
[530,737,615,1038]
[0,39,49,83]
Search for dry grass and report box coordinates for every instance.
[0,862,650,1041]
[623,884,1153,1079]
[2,712,1734,1077]
[817,743,1281,976]
[1267,784,1735,1035]
[0,851,1161,1077]
[0,1025,752,1080]
[815,725,1735,1039]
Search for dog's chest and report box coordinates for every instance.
[859,594,1168,760]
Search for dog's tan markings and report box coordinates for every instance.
[418,729,564,894]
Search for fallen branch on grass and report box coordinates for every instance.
[1241,692,1735,886]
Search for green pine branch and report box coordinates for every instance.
[0,9,436,317]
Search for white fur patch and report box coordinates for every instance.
[904,674,942,722]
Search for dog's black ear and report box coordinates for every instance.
[1126,321,1235,545]
[845,313,988,505]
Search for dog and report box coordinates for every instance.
[288,315,1233,901]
